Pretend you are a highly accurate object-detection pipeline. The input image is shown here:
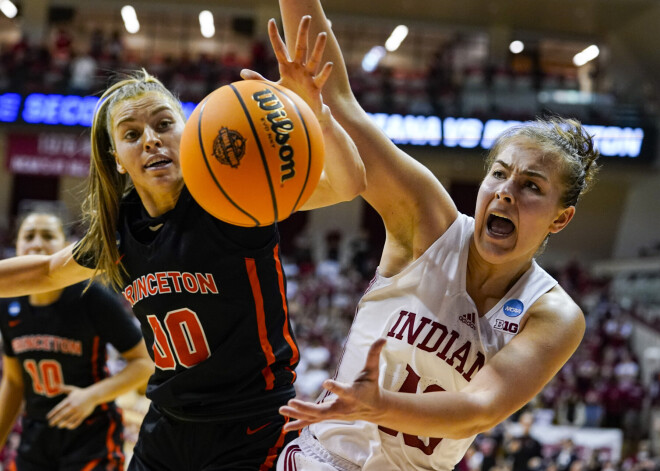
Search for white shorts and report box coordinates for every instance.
[277,428,361,471]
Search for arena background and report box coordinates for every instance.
[0,0,659,469]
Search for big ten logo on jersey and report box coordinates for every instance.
[494,319,519,334]
[495,299,524,334]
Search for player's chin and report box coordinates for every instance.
[476,234,517,262]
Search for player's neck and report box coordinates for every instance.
[466,239,532,313]
[135,179,184,218]
[29,290,64,306]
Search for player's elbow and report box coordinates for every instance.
[332,156,366,202]
[346,162,367,199]
[452,396,511,439]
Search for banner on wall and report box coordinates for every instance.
[6,133,91,177]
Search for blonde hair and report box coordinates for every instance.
[75,69,185,290]
[485,117,600,208]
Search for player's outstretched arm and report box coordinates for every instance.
[0,244,93,298]
[46,341,153,429]
[280,289,585,438]
[278,0,457,274]
[0,355,24,448]
[241,16,365,210]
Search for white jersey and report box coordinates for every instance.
[299,213,558,471]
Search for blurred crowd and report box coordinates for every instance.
[0,25,654,125]
[0,27,266,104]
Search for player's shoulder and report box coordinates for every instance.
[529,284,584,328]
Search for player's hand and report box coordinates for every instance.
[279,338,387,432]
[46,385,97,429]
[240,16,333,119]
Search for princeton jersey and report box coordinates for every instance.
[309,213,557,470]
[0,283,142,419]
[104,186,298,419]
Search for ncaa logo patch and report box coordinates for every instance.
[503,299,524,317]
[8,301,21,317]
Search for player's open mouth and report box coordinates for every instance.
[487,213,515,238]
[144,158,172,169]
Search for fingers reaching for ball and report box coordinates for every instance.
[266,16,332,116]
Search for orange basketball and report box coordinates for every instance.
[180,80,325,227]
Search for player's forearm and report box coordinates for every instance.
[376,389,502,440]
[0,379,24,448]
[84,358,153,407]
[0,255,56,297]
[0,246,91,297]
[315,106,365,202]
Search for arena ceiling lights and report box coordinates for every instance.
[573,45,600,66]
[121,5,140,34]
[199,10,215,38]
[361,24,409,72]
[0,0,17,18]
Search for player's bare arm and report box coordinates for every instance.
[0,244,94,297]
[47,341,153,429]
[281,286,584,438]
[0,355,24,448]
[278,1,457,275]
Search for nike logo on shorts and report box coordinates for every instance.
[246,422,272,435]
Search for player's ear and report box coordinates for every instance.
[548,206,575,234]
[114,151,127,174]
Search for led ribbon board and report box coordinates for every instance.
[0,92,651,160]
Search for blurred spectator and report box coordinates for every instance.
[107,30,124,63]
[89,28,105,60]
[67,48,97,95]
[504,412,543,471]
[52,27,73,62]
[554,439,580,471]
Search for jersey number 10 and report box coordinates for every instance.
[24,359,64,397]
[146,308,211,369]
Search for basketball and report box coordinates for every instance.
[179,79,325,227]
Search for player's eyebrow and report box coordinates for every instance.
[115,105,173,127]
[494,159,549,182]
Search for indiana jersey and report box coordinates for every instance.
[308,213,557,470]
[98,186,299,420]
[0,283,142,419]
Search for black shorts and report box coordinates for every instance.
[14,408,124,471]
[129,403,298,471]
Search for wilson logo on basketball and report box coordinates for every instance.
[252,89,296,182]
[212,127,247,168]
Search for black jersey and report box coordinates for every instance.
[76,186,299,420]
[0,283,143,420]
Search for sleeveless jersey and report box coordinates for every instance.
[309,213,558,470]
[81,186,299,420]
[0,283,142,419]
